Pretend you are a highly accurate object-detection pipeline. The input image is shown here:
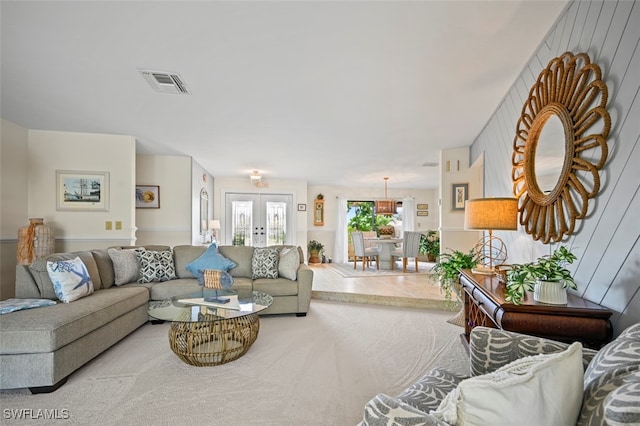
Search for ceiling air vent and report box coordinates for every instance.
[139,70,190,94]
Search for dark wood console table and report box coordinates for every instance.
[459,269,613,349]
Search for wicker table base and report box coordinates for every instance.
[169,312,260,366]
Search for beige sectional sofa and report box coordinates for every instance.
[0,244,312,392]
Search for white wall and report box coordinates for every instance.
[135,155,195,246]
[439,147,483,254]
[470,0,640,334]
[0,119,29,299]
[27,130,136,251]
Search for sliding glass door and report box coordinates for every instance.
[224,193,292,247]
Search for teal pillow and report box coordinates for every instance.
[185,244,237,278]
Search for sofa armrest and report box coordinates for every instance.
[359,393,449,426]
[296,264,313,313]
[469,326,598,376]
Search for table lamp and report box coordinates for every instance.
[208,219,221,242]
[464,197,518,274]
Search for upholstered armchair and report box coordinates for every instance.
[359,324,640,425]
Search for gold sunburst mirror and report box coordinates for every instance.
[512,52,611,244]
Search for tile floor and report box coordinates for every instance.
[310,262,450,310]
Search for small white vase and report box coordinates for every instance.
[533,280,568,305]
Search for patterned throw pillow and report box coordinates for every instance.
[108,248,140,285]
[185,244,237,282]
[47,256,94,303]
[135,248,176,283]
[278,247,299,281]
[252,247,280,279]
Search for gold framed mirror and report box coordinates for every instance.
[512,52,610,244]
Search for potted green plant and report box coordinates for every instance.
[431,248,480,308]
[419,230,440,261]
[307,240,324,264]
[505,246,577,305]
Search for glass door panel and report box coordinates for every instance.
[225,193,292,247]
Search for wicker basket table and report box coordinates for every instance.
[148,290,273,366]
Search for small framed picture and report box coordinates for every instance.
[417,211,429,216]
[452,183,469,211]
[56,170,110,211]
[417,204,428,210]
[297,203,307,211]
[136,185,160,209]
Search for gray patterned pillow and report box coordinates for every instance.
[251,247,279,279]
[135,248,176,283]
[107,248,140,285]
[396,368,466,414]
[578,323,640,426]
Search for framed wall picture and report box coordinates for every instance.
[297,203,307,211]
[452,183,468,211]
[56,170,109,211]
[417,204,429,210]
[136,185,160,209]
[417,211,429,216]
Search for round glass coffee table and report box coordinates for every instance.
[148,290,273,366]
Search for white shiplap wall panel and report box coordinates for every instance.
[470,0,640,335]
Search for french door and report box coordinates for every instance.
[224,193,293,247]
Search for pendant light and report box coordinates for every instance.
[375,177,396,215]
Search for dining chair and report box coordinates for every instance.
[391,231,422,272]
[351,232,380,270]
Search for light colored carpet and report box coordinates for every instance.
[0,300,469,426]
[328,261,435,278]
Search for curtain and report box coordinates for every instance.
[402,197,416,232]
[333,197,348,263]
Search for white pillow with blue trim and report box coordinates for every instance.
[47,256,94,303]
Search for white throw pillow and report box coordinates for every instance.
[278,247,299,281]
[431,341,584,426]
[47,256,94,303]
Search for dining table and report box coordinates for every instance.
[364,237,402,270]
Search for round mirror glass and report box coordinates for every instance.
[533,114,566,195]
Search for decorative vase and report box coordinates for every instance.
[17,218,55,265]
[533,280,568,305]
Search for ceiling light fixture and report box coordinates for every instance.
[375,177,396,215]
[250,170,262,182]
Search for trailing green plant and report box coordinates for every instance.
[505,246,577,305]
[432,247,481,308]
[419,230,440,259]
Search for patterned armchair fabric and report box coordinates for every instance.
[358,324,640,426]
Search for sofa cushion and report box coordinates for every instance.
[148,279,203,301]
[186,244,237,281]
[91,249,115,289]
[135,248,176,283]
[579,323,640,426]
[173,245,206,278]
[361,393,441,426]
[252,247,280,279]
[47,256,95,303]
[432,342,584,426]
[108,248,140,285]
[29,251,102,299]
[0,286,148,354]
[218,246,254,278]
[278,247,299,280]
[253,278,298,296]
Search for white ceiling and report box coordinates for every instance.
[1,0,568,189]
